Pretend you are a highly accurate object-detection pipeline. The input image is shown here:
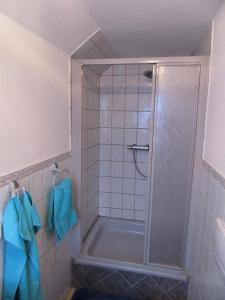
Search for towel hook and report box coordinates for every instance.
[9,180,26,196]
[52,163,70,188]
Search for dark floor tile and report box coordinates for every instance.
[72,264,113,289]
[132,277,162,300]
[100,271,131,295]
[167,283,187,300]
[149,291,173,300]
[119,270,146,286]
[124,286,141,299]
[91,280,111,295]
[151,276,180,292]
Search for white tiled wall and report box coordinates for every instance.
[98,64,153,221]
[0,157,73,300]
[187,61,225,299]
[81,67,100,237]
[188,165,225,300]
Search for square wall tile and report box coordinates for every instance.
[111,193,123,209]
[100,94,112,110]
[137,150,149,163]
[100,145,111,160]
[113,65,125,75]
[126,75,139,93]
[123,178,135,194]
[137,129,150,145]
[111,178,123,193]
[29,170,43,202]
[135,179,148,195]
[99,177,110,193]
[125,94,138,111]
[124,129,137,145]
[86,90,99,110]
[135,195,147,211]
[123,146,133,162]
[112,128,124,145]
[112,145,123,161]
[112,111,124,128]
[36,197,48,227]
[126,64,139,75]
[138,94,151,111]
[125,112,137,128]
[123,162,136,178]
[113,76,125,93]
[112,94,125,111]
[43,166,54,198]
[99,207,110,217]
[136,163,149,179]
[139,74,152,94]
[100,76,112,93]
[135,210,146,221]
[100,128,111,144]
[123,194,135,210]
[100,111,111,127]
[99,192,110,207]
[99,161,111,177]
[111,161,123,177]
[138,112,150,128]
[111,208,122,218]
[122,210,135,219]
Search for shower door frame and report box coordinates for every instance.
[145,62,201,270]
[71,56,207,280]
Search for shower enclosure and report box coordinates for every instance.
[77,59,200,278]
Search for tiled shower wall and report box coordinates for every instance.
[0,156,73,300]
[98,64,152,221]
[81,66,100,237]
[188,164,225,300]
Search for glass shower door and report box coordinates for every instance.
[147,64,200,268]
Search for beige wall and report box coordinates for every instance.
[203,2,225,177]
[0,13,70,176]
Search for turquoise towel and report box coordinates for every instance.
[48,177,77,241]
[3,191,42,300]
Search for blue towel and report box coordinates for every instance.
[48,177,77,241]
[3,191,42,300]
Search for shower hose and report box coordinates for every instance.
[132,150,148,178]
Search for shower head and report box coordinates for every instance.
[143,70,153,80]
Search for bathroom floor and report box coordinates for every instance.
[83,217,145,264]
[72,263,188,300]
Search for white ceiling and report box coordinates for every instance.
[83,0,222,57]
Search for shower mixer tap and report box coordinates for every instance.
[127,144,149,151]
